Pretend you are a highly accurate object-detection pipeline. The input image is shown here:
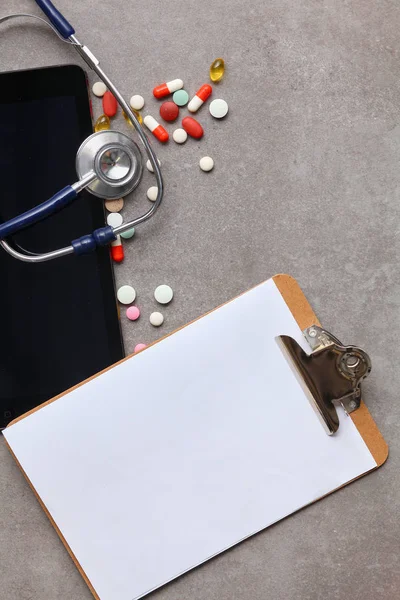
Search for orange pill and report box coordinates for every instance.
[182,116,204,139]
[188,84,212,113]
[102,91,118,117]
[111,235,124,263]
[143,115,169,143]
[153,79,183,99]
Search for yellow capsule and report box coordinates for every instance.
[123,109,143,127]
[210,58,225,83]
[94,114,110,132]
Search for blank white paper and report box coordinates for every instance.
[4,279,376,600]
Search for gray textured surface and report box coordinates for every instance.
[0,1,399,598]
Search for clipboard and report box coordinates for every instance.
[3,274,388,600]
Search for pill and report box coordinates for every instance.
[126,306,140,321]
[154,284,173,304]
[153,79,183,99]
[172,128,188,144]
[147,186,158,202]
[143,115,169,143]
[199,156,214,172]
[102,90,118,117]
[117,285,136,304]
[92,81,107,97]
[173,89,189,106]
[120,227,135,240]
[209,98,228,119]
[150,312,164,327]
[188,84,212,113]
[123,109,143,126]
[94,114,110,132]
[210,58,225,83]
[111,235,124,263]
[182,116,204,139]
[160,101,179,122]
[146,158,161,173]
[105,198,124,213]
[134,343,147,353]
[132,109,143,124]
[107,212,123,228]
[130,94,145,110]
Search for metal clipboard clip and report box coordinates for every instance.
[278,325,371,435]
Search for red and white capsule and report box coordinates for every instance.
[111,235,124,263]
[143,115,169,143]
[153,79,184,99]
[188,84,212,113]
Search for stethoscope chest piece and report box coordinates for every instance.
[76,130,143,199]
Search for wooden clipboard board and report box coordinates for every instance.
[4,274,388,600]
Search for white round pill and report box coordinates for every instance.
[130,95,145,110]
[172,128,188,144]
[146,158,161,173]
[154,284,173,304]
[150,312,164,327]
[92,81,107,97]
[147,186,158,202]
[117,285,136,304]
[107,212,123,228]
[209,98,229,119]
[199,156,214,172]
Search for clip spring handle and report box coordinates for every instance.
[278,326,371,435]
[34,0,75,39]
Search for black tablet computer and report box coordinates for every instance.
[0,64,124,428]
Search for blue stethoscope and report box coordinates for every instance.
[0,0,163,263]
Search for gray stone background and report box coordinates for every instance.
[0,0,399,598]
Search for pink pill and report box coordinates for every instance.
[126,306,140,321]
[134,343,147,353]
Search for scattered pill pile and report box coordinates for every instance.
[91,58,227,346]
[115,283,174,350]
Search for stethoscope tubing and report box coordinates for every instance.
[0,5,164,263]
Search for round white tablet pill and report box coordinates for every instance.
[149,312,164,327]
[107,212,123,228]
[147,186,158,202]
[199,156,214,172]
[209,98,229,119]
[92,81,107,97]
[129,95,145,110]
[172,128,188,144]
[146,158,161,173]
[154,284,173,304]
[117,285,136,304]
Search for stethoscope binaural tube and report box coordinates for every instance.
[0,1,164,263]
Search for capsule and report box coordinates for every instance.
[103,90,118,117]
[94,114,110,132]
[182,116,204,139]
[153,79,183,99]
[111,235,124,263]
[123,109,143,127]
[143,115,169,143]
[210,58,225,83]
[188,84,212,113]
